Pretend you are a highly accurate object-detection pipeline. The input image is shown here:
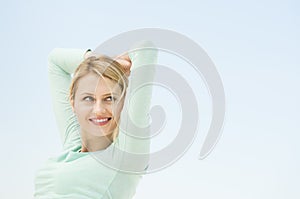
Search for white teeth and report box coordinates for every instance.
[95,118,108,123]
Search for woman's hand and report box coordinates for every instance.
[84,50,131,77]
[114,53,131,77]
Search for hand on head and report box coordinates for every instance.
[84,50,132,77]
[114,53,131,77]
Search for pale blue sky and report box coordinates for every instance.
[0,0,299,198]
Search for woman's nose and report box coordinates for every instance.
[93,101,107,115]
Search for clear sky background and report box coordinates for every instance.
[0,0,299,198]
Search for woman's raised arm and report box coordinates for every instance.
[48,48,86,151]
[115,41,158,172]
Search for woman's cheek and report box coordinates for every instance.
[75,102,93,115]
[113,102,124,119]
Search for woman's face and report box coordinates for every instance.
[71,72,124,138]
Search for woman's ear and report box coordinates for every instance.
[70,99,75,113]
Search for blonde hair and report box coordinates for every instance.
[69,55,128,141]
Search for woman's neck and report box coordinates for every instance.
[80,133,113,152]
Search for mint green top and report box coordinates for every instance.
[34,43,157,199]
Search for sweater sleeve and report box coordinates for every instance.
[114,41,157,172]
[48,48,86,151]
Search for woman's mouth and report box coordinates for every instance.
[89,117,112,126]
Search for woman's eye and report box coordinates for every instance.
[83,96,95,102]
[106,96,116,102]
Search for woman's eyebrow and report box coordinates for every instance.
[103,92,120,97]
[80,92,95,96]
[80,92,120,96]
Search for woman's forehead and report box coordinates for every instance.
[76,73,121,95]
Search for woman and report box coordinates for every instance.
[34,41,157,199]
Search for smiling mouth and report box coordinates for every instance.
[89,117,112,126]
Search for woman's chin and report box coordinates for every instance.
[89,130,110,137]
